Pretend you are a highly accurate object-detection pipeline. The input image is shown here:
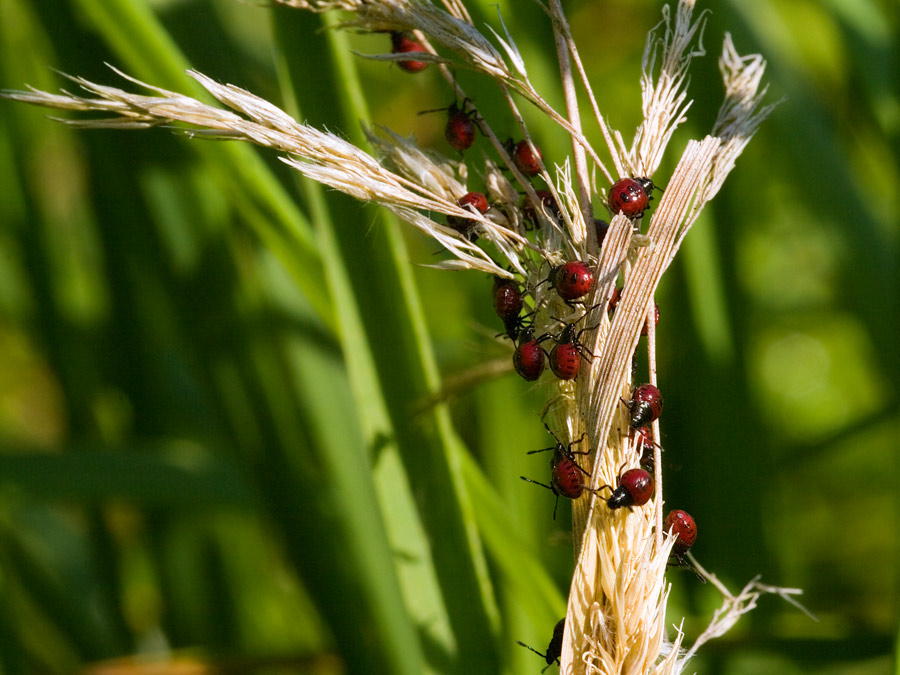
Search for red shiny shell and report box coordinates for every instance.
[457,192,489,214]
[608,177,651,218]
[629,383,663,428]
[665,509,697,555]
[607,468,654,509]
[551,456,584,499]
[633,383,663,417]
[550,261,594,301]
[621,468,654,505]
[447,192,488,238]
[513,339,545,381]
[549,343,580,380]
[446,112,476,151]
[493,281,523,323]
[512,140,542,177]
[390,32,428,73]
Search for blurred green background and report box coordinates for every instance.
[0,0,896,673]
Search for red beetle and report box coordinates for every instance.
[550,343,580,380]
[548,261,595,303]
[420,100,478,151]
[447,192,489,240]
[492,277,524,338]
[513,327,548,381]
[549,326,583,380]
[548,320,596,380]
[551,456,586,500]
[608,177,654,218]
[444,101,477,151]
[665,509,697,560]
[492,277,522,321]
[521,435,592,519]
[390,32,429,73]
[509,139,543,177]
[457,191,488,213]
[603,468,654,510]
[627,383,663,429]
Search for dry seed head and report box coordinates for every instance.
[278,0,514,80]
[3,68,528,276]
[561,139,737,675]
[676,568,807,670]
[483,160,519,211]
[621,0,708,177]
[278,0,603,162]
[364,125,468,202]
[557,14,784,673]
[704,33,780,202]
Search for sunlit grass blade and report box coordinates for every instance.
[70,0,333,326]
[273,7,502,671]
[0,525,114,662]
[0,447,252,507]
[460,449,567,623]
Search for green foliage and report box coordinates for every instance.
[0,0,896,673]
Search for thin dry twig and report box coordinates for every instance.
[679,554,811,667]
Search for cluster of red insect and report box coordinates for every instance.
[389,32,659,243]
[500,273,696,669]
[505,277,698,567]
[515,386,696,669]
[385,36,694,666]
[518,386,666,518]
[630,394,699,573]
[496,261,595,382]
[517,374,697,560]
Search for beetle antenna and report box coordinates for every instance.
[520,476,553,491]
[515,641,558,672]
[417,106,449,116]
[542,421,565,446]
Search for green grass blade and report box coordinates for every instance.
[67,0,333,326]
[273,8,501,672]
[0,446,252,508]
[0,527,113,661]
[460,449,567,623]
[226,332,425,674]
